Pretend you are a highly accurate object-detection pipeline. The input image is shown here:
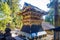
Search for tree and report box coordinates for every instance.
[10,0,23,30]
[45,10,54,25]
[15,14,23,30]
[0,2,12,31]
[0,0,23,30]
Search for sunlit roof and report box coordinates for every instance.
[19,0,50,12]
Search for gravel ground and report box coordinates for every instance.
[34,34,53,40]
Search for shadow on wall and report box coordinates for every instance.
[21,25,43,33]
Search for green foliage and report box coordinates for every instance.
[0,2,12,31]
[12,0,20,13]
[0,0,23,30]
[10,0,23,30]
[15,15,23,29]
[1,2,12,15]
[45,8,55,25]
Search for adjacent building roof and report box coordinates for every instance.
[42,21,55,30]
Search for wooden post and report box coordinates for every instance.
[54,0,59,40]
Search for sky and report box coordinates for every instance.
[19,0,50,12]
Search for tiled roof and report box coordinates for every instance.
[42,22,55,30]
[22,2,47,15]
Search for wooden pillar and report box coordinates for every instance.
[54,0,60,40]
[54,0,58,26]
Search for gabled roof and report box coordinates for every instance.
[22,2,47,15]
